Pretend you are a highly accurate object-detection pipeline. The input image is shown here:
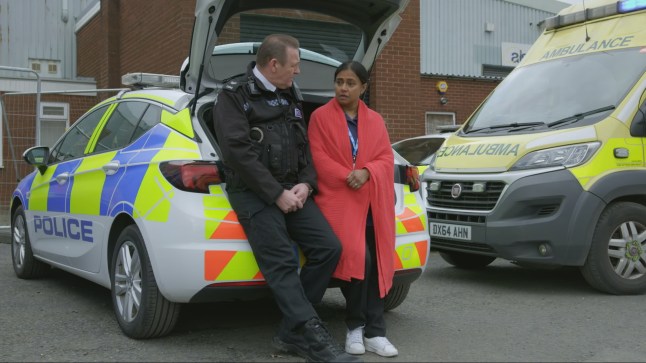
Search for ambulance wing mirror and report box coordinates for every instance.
[23,146,50,175]
[629,92,646,137]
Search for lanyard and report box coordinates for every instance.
[348,128,358,164]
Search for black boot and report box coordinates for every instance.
[273,318,362,362]
[301,318,363,362]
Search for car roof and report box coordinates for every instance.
[92,89,193,113]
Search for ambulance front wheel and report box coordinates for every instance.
[11,205,50,279]
[439,251,496,269]
[384,282,410,311]
[581,202,646,295]
[110,225,181,338]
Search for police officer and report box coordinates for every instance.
[212,34,360,363]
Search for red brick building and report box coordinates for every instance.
[1,0,563,217]
[75,0,500,142]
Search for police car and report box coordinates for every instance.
[10,0,428,338]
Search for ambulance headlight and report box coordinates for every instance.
[510,142,600,171]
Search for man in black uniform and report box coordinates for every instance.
[213,34,360,363]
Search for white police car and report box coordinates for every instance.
[10,0,428,338]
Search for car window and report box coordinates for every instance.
[94,101,148,153]
[49,105,109,163]
[131,104,162,142]
[392,137,446,165]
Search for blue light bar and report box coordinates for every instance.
[618,0,646,13]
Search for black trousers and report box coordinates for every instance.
[341,226,386,338]
[229,191,342,332]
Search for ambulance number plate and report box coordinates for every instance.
[430,222,471,241]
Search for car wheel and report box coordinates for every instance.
[439,251,496,269]
[11,205,49,279]
[111,225,180,338]
[581,202,646,295]
[384,283,410,311]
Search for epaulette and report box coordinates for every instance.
[222,78,244,92]
[246,78,262,95]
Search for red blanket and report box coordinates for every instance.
[309,98,395,297]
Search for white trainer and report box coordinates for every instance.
[364,336,398,357]
[345,327,365,355]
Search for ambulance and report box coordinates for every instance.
[10,0,429,338]
[422,0,646,294]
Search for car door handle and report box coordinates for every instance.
[102,161,121,176]
[55,172,70,185]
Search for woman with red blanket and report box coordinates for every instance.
[308,61,398,358]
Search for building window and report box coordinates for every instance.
[482,64,514,79]
[425,112,455,134]
[28,58,62,78]
[40,102,69,147]
[48,63,58,74]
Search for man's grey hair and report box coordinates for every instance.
[256,34,300,67]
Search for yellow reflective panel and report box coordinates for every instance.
[70,152,118,215]
[29,166,57,211]
[133,165,174,222]
[161,108,194,139]
[153,131,200,161]
[396,243,422,269]
[217,251,261,281]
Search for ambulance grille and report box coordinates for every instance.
[427,181,505,211]
[428,211,485,224]
[430,238,495,253]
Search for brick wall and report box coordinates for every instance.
[77,15,103,82]
[118,0,195,77]
[75,0,500,140]
[372,0,423,143]
[78,0,195,88]
[420,76,499,130]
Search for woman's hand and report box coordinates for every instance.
[346,168,370,190]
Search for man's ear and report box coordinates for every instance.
[269,58,279,71]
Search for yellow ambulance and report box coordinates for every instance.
[422,0,646,294]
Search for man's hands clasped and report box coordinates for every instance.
[276,183,311,213]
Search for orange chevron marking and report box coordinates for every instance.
[396,207,416,220]
[401,212,424,232]
[204,250,236,280]
[415,240,428,265]
[210,211,247,240]
[253,270,264,280]
[394,252,403,270]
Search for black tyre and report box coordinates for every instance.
[384,283,410,311]
[111,225,180,338]
[439,251,496,269]
[11,205,49,279]
[581,202,646,295]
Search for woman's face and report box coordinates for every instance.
[334,69,367,109]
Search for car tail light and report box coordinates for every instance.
[160,161,223,193]
[406,165,420,192]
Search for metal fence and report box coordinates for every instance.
[1,88,126,226]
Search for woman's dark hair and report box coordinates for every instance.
[334,61,370,85]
